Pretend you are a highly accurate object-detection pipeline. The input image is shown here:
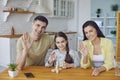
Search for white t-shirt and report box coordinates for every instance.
[92,54,104,68]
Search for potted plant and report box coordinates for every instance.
[111,4,119,16]
[8,63,18,78]
[96,8,101,17]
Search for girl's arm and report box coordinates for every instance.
[45,51,56,67]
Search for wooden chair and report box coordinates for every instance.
[116,11,120,61]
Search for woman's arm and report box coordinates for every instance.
[92,66,106,76]
[92,39,114,76]
[79,42,90,68]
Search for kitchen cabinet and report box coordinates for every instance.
[116,11,120,61]
[46,0,74,18]
[0,38,18,67]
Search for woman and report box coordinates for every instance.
[45,32,80,68]
[79,20,114,76]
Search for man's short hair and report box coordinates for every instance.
[34,15,48,26]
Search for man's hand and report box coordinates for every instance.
[22,32,33,52]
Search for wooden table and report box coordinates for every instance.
[0,66,119,80]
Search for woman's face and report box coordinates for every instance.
[84,25,98,41]
[55,37,67,51]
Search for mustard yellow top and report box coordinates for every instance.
[81,38,114,71]
[17,33,54,66]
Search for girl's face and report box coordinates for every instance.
[84,25,98,41]
[55,37,67,51]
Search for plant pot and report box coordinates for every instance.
[97,14,100,17]
[8,70,18,78]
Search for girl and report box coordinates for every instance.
[45,32,80,68]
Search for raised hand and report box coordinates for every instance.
[79,42,89,57]
[49,51,56,64]
[22,32,33,52]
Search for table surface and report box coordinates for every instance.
[0,66,119,80]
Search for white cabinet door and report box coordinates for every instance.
[46,0,74,18]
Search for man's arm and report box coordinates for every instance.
[16,49,28,70]
[16,32,33,70]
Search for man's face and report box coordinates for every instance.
[32,20,47,37]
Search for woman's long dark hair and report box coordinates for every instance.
[54,32,73,63]
[82,20,105,40]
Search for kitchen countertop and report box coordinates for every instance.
[0,31,77,38]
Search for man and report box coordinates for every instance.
[16,15,54,70]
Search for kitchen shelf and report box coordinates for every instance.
[3,10,34,22]
[3,10,34,14]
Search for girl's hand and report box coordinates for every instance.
[62,61,73,69]
[92,68,100,76]
[79,42,89,57]
[49,51,56,64]
[22,32,33,52]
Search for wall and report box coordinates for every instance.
[77,0,91,37]
[91,0,120,17]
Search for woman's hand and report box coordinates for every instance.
[79,42,89,57]
[22,32,33,52]
[92,66,106,76]
[92,68,100,76]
